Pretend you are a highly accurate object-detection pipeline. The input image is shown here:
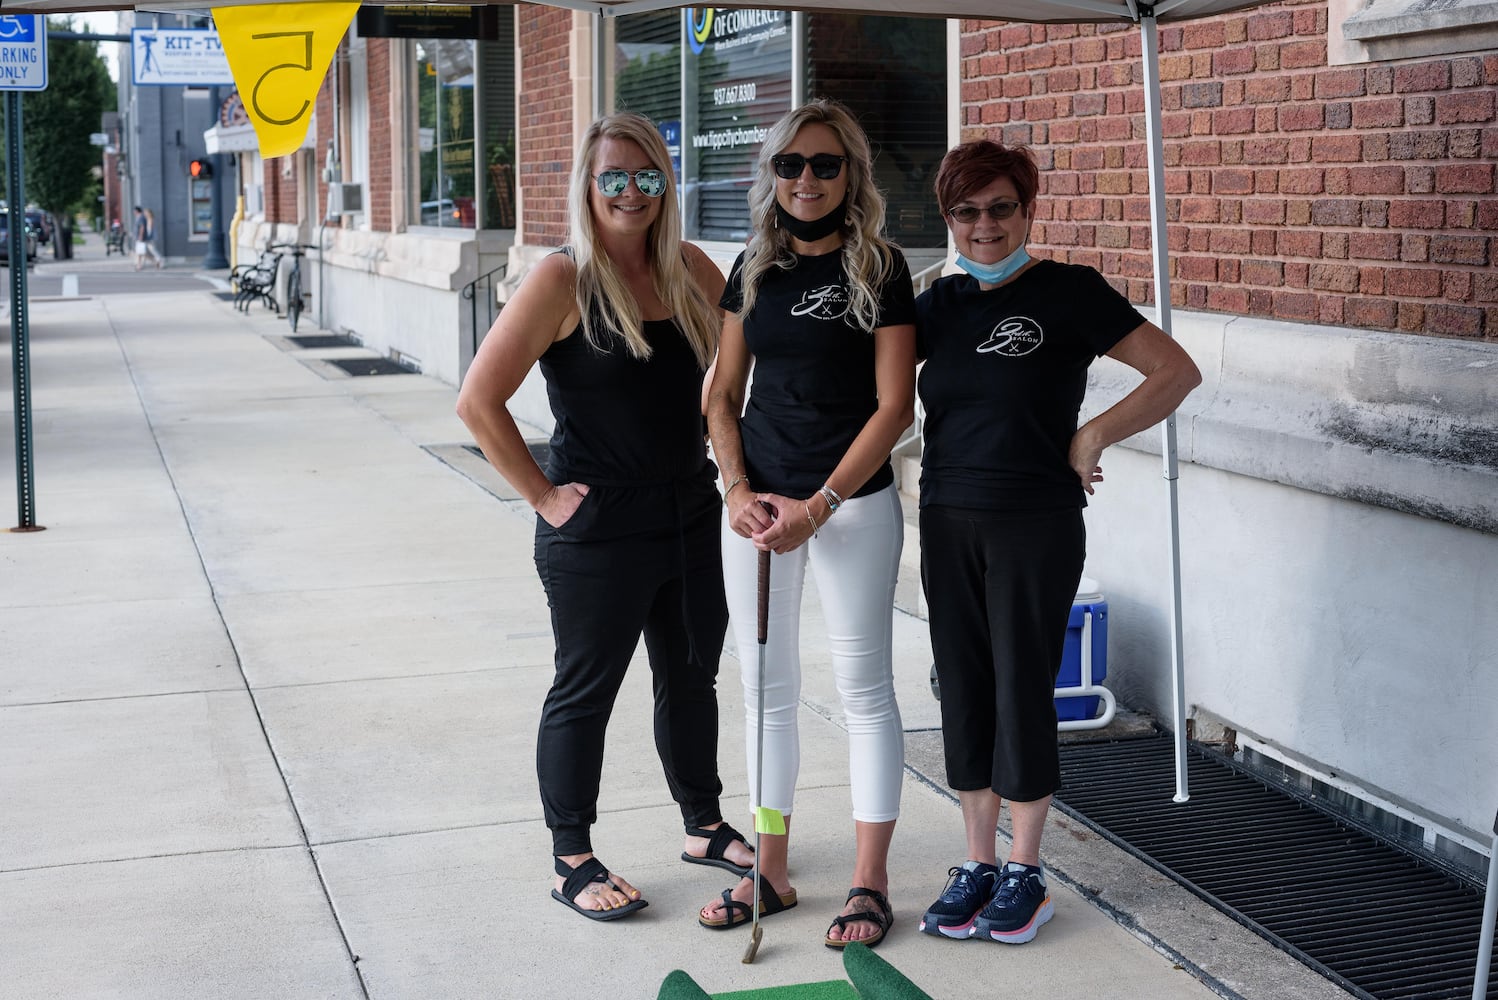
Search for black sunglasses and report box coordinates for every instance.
[595,169,667,198]
[947,201,1023,223]
[770,153,848,181]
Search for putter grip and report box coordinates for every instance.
[757,549,770,644]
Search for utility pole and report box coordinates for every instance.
[202,84,228,269]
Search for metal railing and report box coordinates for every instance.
[462,261,508,361]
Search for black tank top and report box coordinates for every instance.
[539,315,710,488]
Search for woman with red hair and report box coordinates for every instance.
[915,140,1201,945]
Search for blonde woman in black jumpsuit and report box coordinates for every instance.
[457,113,752,921]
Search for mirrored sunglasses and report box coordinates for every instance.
[947,201,1023,223]
[595,169,667,198]
[770,153,848,180]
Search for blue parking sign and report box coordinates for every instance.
[0,15,47,91]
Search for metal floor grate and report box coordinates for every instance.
[1055,736,1494,1000]
[463,442,550,467]
[327,357,417,377]
[287,334,359,349]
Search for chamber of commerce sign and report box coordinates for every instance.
[687,8,788,55]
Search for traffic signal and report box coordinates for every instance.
[189,158,214,180]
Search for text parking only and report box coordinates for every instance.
[0,15,47,91]
[132,28,232,86]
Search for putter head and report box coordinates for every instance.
[741,922,762,964]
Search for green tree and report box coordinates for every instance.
[1,18,115,255]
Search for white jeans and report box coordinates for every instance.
[722,482,905,823]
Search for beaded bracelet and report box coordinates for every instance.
[818,485,843,513]
[804,502,819,539]
[724,474,748,495]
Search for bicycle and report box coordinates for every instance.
[268,243,315,332]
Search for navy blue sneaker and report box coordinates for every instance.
[919,861,998,939]
[973,862,1053,944]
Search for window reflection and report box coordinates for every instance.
[416,38,477,229]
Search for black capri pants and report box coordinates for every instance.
[919,504,1085,803]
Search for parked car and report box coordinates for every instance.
[24,208,49,245]
[0,211,39,264]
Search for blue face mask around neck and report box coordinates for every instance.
[956,245,1031,286]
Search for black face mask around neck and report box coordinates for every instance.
[775,198,848,243]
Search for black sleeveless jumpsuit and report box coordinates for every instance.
[533,313,729,856]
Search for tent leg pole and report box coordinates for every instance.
[1475,815,1497,999]
[1140,12,1189,803]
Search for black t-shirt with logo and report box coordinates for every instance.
[721,248,916,499]
[914,260,1144,511]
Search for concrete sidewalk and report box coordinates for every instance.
[1,284,1350,999]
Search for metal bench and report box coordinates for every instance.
[230,246,283,314]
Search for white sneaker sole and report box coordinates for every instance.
[973,895,1054,944]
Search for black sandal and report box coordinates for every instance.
[681,822,755,878]
[825,887,892,949]
[698,873,797,930]
[550,857,648,922]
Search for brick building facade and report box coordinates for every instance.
[366,39,395,234]
[959,5,1496,338]
[518,6,575,246]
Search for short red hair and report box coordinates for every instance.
[934,141,1040,215]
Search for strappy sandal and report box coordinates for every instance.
[825,886,893,949]
[550,856,649,922]
[681,822,755,878]
[698,873,798,930]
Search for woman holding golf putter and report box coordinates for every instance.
[701,99,917,949]
[457,112,753,922]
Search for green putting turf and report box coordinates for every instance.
[714,983,859,1000]
[657,942,933,1000]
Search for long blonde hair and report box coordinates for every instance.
[737,100,897,332]
[566,113,718,368]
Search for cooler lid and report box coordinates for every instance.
[1074,576,1103,604]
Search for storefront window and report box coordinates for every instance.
[478,10,517,230]
[415,38,477,229]
[189,177,212,236]
[807,14,947,247]
[611,8,945,247]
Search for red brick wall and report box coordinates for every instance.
[316,60,334,225]
[961,1,1497,339]
[367,39,393,232]
[266,155,299,224]
[519,5,574,245]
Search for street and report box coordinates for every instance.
[2,228,229,300]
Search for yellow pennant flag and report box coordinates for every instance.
[212,2,359,159]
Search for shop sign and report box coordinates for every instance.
[356,5,501,41]
[131,28,233,87]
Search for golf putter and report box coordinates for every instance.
[743,547,771,964]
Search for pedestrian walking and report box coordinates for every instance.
[133,206,162,270]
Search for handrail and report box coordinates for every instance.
[911,257,948,295]
[462,261,509,361]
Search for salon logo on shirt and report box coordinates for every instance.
[790,283,850,321]
[977,317,1043,357]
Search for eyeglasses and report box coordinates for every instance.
[770,153,848,180]
[594,169,667,198]
[947,201,1023,224]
